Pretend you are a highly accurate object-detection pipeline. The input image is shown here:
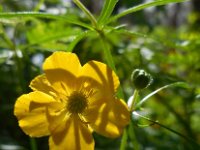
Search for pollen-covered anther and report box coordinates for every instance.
[67,91,88,114]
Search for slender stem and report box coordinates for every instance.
[100,34,116,71]
[136,113,200,147]
[73,0,98,28]
[156,94,196,139]
[130,90,139,111]
[120,128,128,150]
[128,121,140,150]
[99,30,135,149]
[99,33,124,98]
[30,138,38,150]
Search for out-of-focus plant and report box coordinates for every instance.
[1,0,200,150]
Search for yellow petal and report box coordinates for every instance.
[29,74,56,96]
[85,98,130,138]
[14,91,60,137]
[43,52,81,95]
[46,106,70,134]
[48,116,94,150]
[81,61,120,96]
[43,69,77,97]
[43,52,81,77]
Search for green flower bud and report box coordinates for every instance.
[131,69,153,90]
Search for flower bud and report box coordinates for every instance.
[131,69,152,90]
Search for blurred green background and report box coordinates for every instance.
[0,0,200,150]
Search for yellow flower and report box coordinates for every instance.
[14,52,130,150]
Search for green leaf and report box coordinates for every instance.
[67,30,94,52]
[136,82,189,108]
[0,12,93,30]
[114,28,148,38]
[97,0,118,26]
[73,0,97,28]
[107,0,186,24]
[0,18,20,25]
[24,22,82,48]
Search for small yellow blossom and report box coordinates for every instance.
[14,52,130,150]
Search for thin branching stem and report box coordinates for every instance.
[73,0,98,28]
[130,90,139,111]
[30,138,38,150]
[135,112,200,147]
[119,128,128,150]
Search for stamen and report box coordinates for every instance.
[67,91,88,114]
[78,114,90,124]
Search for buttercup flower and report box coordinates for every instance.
[14,51,130,150]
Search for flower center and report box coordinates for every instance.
[67,91,88,114]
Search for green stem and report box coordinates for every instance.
[128,121,140,150]
[99,32,140,149]
[99,33,124,98]
[130,90,139,112]
[120,128,128,150]
[100,34,116,71]
[136,113,200,147]
[73,0,98,28]
[156,94,196,139]
[30,138,38,150]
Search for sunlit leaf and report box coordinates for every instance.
[136,82,189,108]
[0,18,20,25]
[107,0,186,24]
[97,0,118,26]
[111,28,148,38]
[0,12,93,29]
[21,20,85,51]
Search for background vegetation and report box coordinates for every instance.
[0,0,200,150]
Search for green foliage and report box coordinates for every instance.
[97,0,118,26]
[1,0,200,150]
[108,0,186,24]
